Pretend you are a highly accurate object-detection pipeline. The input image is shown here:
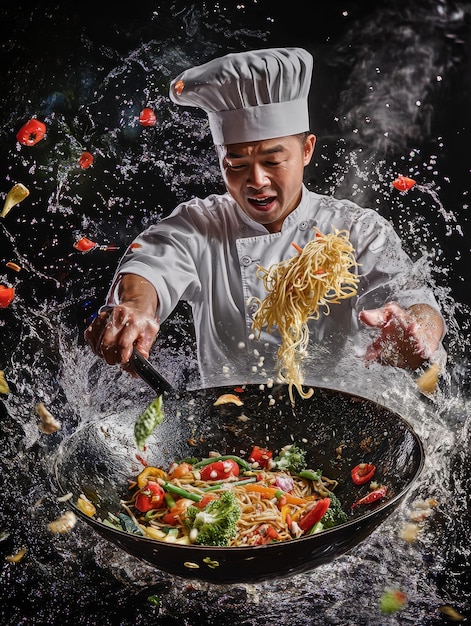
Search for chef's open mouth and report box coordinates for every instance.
[248,196,276,209]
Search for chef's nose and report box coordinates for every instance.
[247,163,270,188]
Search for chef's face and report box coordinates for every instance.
[218,133,315,233]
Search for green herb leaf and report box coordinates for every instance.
[134,396,164,450]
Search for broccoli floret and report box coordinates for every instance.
[185,491,241,546]
[321,493,348,529]
[273,443,307,474]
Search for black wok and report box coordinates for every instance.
[55,383,424,584]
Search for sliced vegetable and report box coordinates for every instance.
[242,483,307,505]
[136,466,167,489]
[392,175,416,191]
[135,480,166,512]
[298,497,331,532]
[1,183,30,218]
[248,445,273,468]
[16,118,46,146]
[168,461,193,479]
[78,151,94,169]
[0,371,10,395]
[36,402,61,434]
[139,108,157,126]
[134,395,164,450]
[249,523,280,545]
[379,589,407,614]
[0,286,15,308]
[351,463,376,485]
[48,511,77,534]
[73,236,97,252]
[351,485,387,509]
[199,459,239,481]
[213,393,243,406]
[5,262,22,272]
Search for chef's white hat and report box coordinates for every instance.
[169,47,313,145]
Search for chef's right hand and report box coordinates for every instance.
[85,303,160,371]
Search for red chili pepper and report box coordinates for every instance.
[351,463,376,485]
[392,175,416,191]
[351,485,387,509]
[298,497,331,532]
[199,459,240,481]
[0,285,15,308]
[139,108,157,127]
[248,445,273,469]
[135,480,166,512]
[73,237,97,252]
[78,151,94,169]
[16,119,46,146]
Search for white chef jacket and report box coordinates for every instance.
[107,186,443,387]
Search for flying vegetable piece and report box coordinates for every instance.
[5,548,27,562]
[0,371,10,394]
[213,393,243,406]
[48,511,77,534]
[5,262,21,272]
[0,285,15,308]
[248,445,273,469]
[139,108,157,126]
[73,236,97,252]
[392,175,416,191]
[78,151,94,169]
[16,118,46,146]
[134,395,164,450]
[417,363,440,395]
[36,402,61,434]
[379,589,407,614]
[1,183,30,218]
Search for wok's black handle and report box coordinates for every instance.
[130,347,175,395]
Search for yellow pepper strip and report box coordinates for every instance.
[242,483,307,505]
[280,504,290,525]
[137,466,167,489]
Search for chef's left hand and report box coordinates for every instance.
[359,302,444,370]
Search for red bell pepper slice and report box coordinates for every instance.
[0,285,15,308]
[199,459,239,481]
[78,151,94,169]
[298,497,331,532]
[16,119,46,146]
[392,175,416,191]
[351,463,376,485]
[248,445,273,469]
[135,480,165,512]
[139,108,157,127]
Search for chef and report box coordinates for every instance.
[85,47,445,388]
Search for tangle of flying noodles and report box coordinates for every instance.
[251,228,360,402]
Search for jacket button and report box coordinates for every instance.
[298,220,309,231]
[240,255,252,266]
